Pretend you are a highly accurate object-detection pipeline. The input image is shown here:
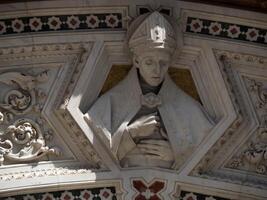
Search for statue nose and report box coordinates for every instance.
[153,63,161,75]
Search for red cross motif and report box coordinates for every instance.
[249,31,256,38]
[193,22,200,30]
[230,28,237,35]
[212,25,219,32]
[132,179,165,200]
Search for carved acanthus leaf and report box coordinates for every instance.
[0,69,62,165]
[192,50,267,189]
[0,118,60,165]
[226,77,267,175]
[0,71,48,118]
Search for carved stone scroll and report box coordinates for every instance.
[0,70,60,165]
[0,71,48,118]
[226,77,267,175]
[0,118,59,165]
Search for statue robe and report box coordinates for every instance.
[86,68,213,168]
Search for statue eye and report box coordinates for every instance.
[160,60,168,67]
[145,59,153,65]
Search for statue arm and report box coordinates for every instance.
[113,113,160,160]
[113,126,137,160]
[87,94,138,161]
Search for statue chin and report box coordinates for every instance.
[144,79,162,87]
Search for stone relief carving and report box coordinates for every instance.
[190,51,267,190]
[0,167,90,181]
[59,111,105,169]
[191,52,245,176]
[0,71,48,117]
[85,11,214,169]
[0,43,104,169]
[226,77,267,175]
[247,78,267,109]
[0,71,60,165]
[0,118,59,165]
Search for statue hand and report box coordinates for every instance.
[137,139,174,162]
[127,113,159,138]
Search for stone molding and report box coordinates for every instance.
[192,50,267,189]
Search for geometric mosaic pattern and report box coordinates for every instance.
[1,187,117,200]
[186,17,267,45]
[132,179,165,200]
[0,13,122,35]
[179,191,230,200]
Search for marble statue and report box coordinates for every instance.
[85,11,213,169]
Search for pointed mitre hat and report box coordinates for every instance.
[128,11,177,55]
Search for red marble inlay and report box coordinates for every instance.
[102,191,110,198]
[109,17,116,25]
[133,180,147,193]
[212,25,219,32]
[51,20,58,26]
[249,31,256,38]
[148,181,165,193]
[187,197,194,200]
[32,21,39,27]
[0,24,3,31]
[230,28,238,34]
[135,194,146,200]
[150,195,161,200]
[133,180,165,200]
[64,194,71,200]
[70,18,77,26]
[14,22,21,29]
[83,192,91,199]
[193,23,200,29]
[89,18,96,25]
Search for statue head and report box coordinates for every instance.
[128,11,177,86]
[134,49,171,86]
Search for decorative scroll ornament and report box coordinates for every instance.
[247,78,267,109]
[0,71,48,117]
[227,78,267,175]
[0,118,59,165]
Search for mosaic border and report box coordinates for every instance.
[180,190,230,200]
[1,187,117,200]
[0,13,123,35]
[186,17,267,45]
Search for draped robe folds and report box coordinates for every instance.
[86,68,213,169]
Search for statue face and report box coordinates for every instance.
[136,50,171,86]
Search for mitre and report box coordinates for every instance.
[128,11,177,54]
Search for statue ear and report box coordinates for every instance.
[133,54,140,69]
